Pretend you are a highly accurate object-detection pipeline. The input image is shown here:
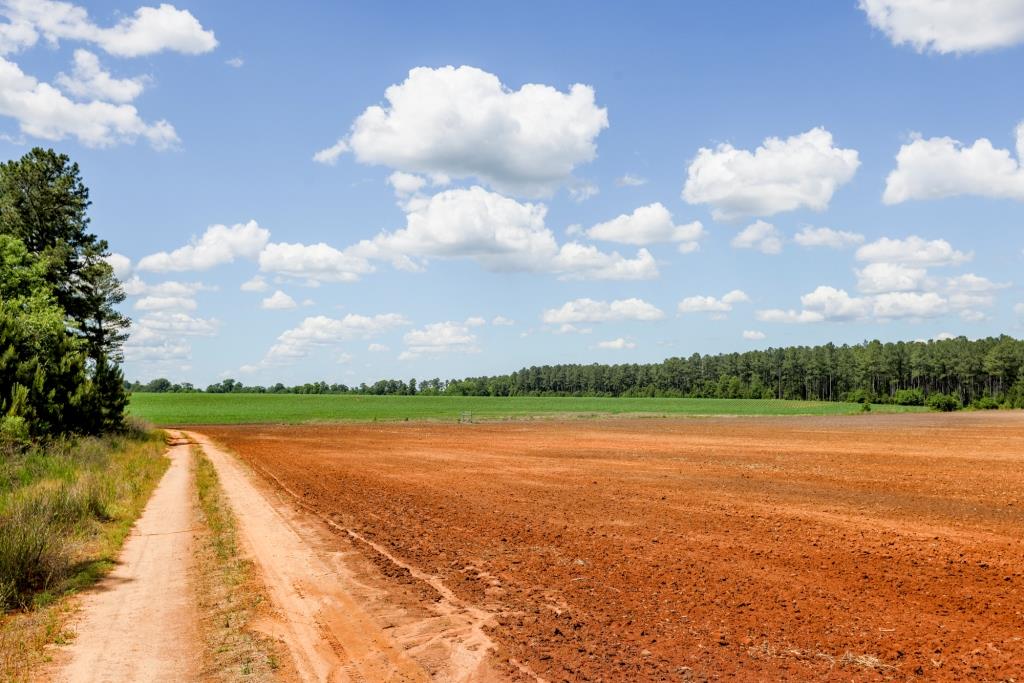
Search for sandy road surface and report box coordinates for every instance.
[43,433,200,683]
[204,412,1024,681]
[187,432,501,683]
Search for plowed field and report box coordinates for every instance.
[202,413,1024,681]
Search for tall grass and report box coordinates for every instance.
[0,422,168,679]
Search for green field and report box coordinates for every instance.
[128,393,927,425]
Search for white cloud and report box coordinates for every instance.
[323,65,608,196]
[732,220,783,254]
[55,49,146,102]
[124,310,219,363]
[387,171,427,197]
[682,127,860,220]
[1015,303,1024,316]
[882,125,1024,204]
[138,220,270,272]
[567,180,599,203]
[1,0,217,57]
[134,295,196,311]
[873,291,948,319]
[491,315,515,326]
[358,186,658,280]
[946,273,1010,292]
[312,138,349,165]
[856,262,930,293]
[263,313,409,364]
[586,202,705,251]
[596,338,636,350]
[855,236,971,266]
[240,275,268,292]
[794,226,864,248]
[0,55,176,148]
[756,309,826,324]
[226,57,243,68]
[678,289,749,314]
[859,0,1024,54]
[801,286,871,321]
[261,290,297,310]
[615,174,647,187]
[399,321,479,360]
[742,330,766,340]
[259,241,374,284]
[104,252,132,279]
[542,298,664,324]
[464,316,486,327]
[367,343,389,352]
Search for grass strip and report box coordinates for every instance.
[193,445,283,680]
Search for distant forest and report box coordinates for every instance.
[129,335,1024,410]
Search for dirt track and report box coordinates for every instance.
[44,434,200,682]
[202,412,1024,681]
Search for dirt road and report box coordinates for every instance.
[45,433,200,682]
[203,412,1024,681]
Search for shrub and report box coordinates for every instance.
[970,396,1001,410]
[893,388,925,406]
[927,393,961,412]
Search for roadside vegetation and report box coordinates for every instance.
[128,394,927,425]
[193,447,282,681]
[0,426,166,679]
[0,148,142,679]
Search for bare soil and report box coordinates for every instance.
[200,412,1024,682]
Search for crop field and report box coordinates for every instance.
[128,392,925,425]
[204,411,1024,680]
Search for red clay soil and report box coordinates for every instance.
[202,413,1024,681]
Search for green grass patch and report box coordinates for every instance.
[129,393,927,425]
[0,425,168,681]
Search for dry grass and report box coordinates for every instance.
[746,640,899,676]
[0,428,168,682]
[193,446,286,681]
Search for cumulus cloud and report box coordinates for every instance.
[859,0,1024,54]
[586,202,705,251]
[399,321,480,360]
[138,221,270,272]
[856,262,930,294]
[491,315,515,326]
[756,308,826,324]
[801,286,871,321]
[542,298,664,324]
[0,54,177,147]
[1,0,217,57]
[318,65,608,196]
[1015,302,1024,316]
[595,338,636,350]
[261,290,297,310]
[757,286,952,324]
[731,220,783,254]
[677,289,749,315]
[240,275,268,292]
[855,236,971,266]
[55,49,147,102]
[356,186,658,280]
[387,171,427,197]
[259,241,375,284]
[742,330,766,340]
[882,125,1024,204]
[124,311,218,363]
[794,226,864,248]
[682,127,860,220]
[261,313,409,364]
[367,343,389,352]
[134,295,196,311]
[104,252,132,279]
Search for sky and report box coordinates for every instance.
[2,0,1024,386]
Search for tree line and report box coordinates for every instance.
[133,335,1024,410]
[1,148,130,443]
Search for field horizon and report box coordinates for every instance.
[128,392,930,425]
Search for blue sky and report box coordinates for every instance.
[3,0,1023,385]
